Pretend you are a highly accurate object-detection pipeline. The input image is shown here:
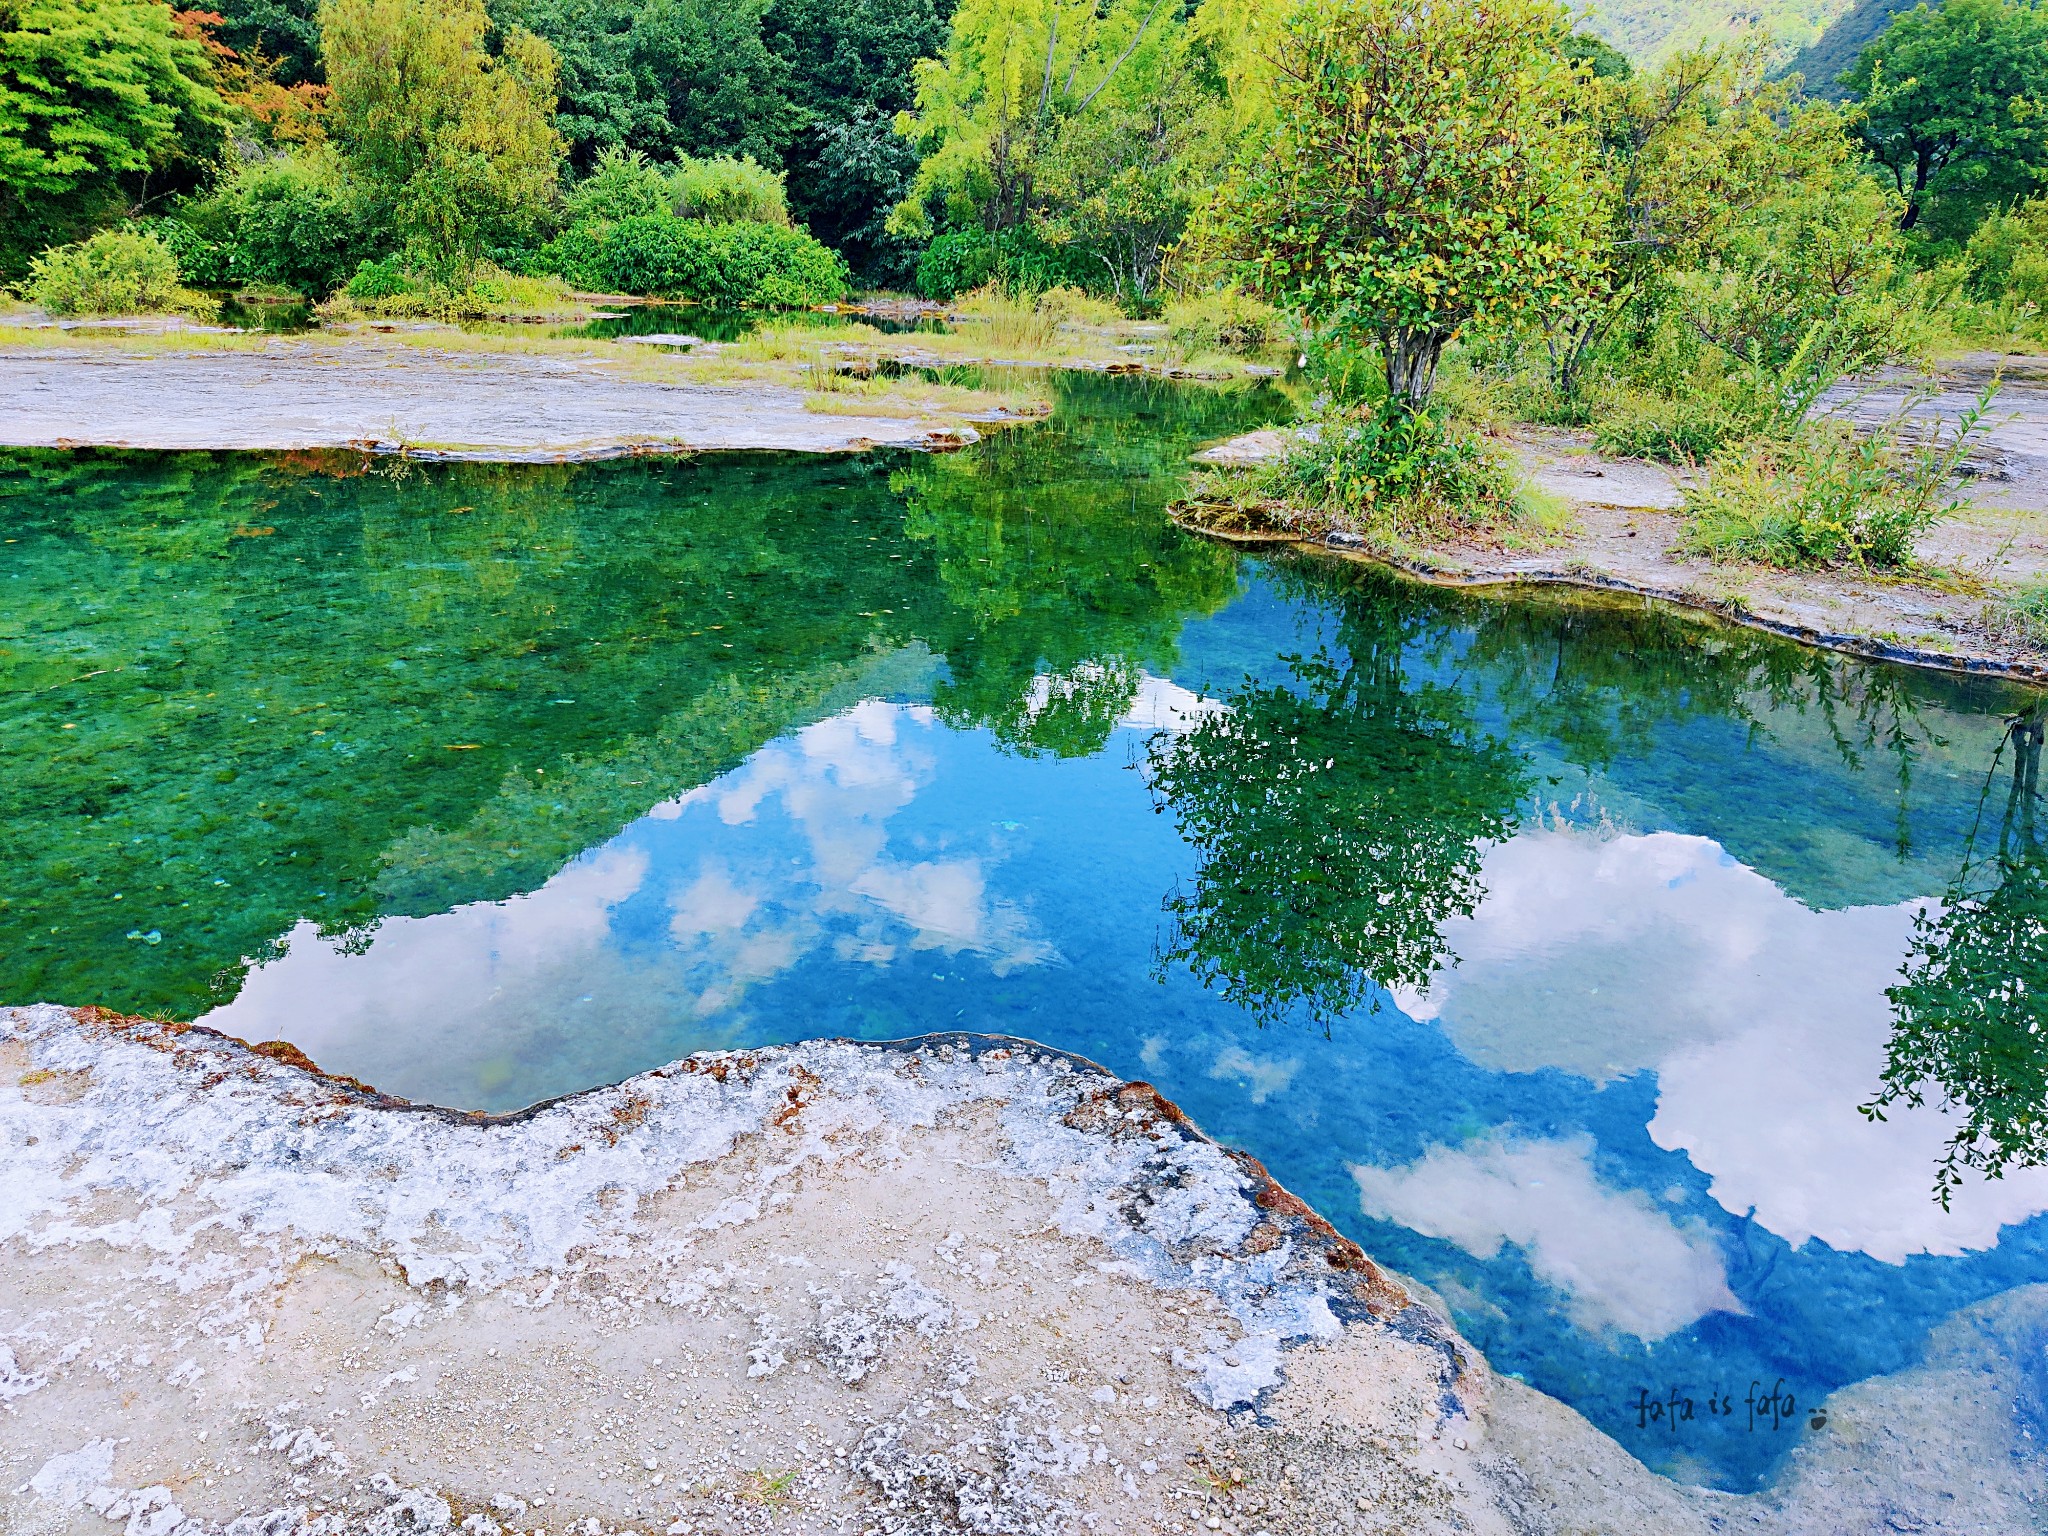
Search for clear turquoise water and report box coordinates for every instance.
[5,373,2046,1492]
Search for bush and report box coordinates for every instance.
[534,216,846,306]
[1273,399,1520,537]
[671,154,789,226]
[916,229,998,300]
[221,151,380,296]
[132,216,231,288]
[1964,198,2048,309]
[1678,405,1991,569]
[1166,290,1286,356]
[25,230,213,318]
[563,147,674,226]
[344,257,413,301]
[325,259,584,319]
[913,226,1098,301]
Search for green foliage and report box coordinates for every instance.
[501,0,798,171]
[23,225,210,315]
[320,0,566,268]
[1145,580,1529,1030]
[561,144,673,223]
[205,0,322,86]
[190,146,381,295]
[1561,28,1633,79]
[1843,0,2048,244]
[894,0,1233,307]
[764,0,945,280]
[1518,45,1917,459]
[1202,0,1600,408]
[1870,716,2048,1205]
[0,0,230,274]
[1963,196,2048,307]
[535,214,846,305]
[1677,392,1992,568]
[1164,289,1285,356]
[1272,400,1521,538]
[913,225,1096,301]
[563,145,791,228]
[670,151,788,225]
[326,257,582,316]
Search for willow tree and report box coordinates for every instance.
[1202,0,1598,407]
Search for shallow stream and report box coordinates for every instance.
[5,373,2045,1492]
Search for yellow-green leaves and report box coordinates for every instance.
[1196,0,1600,405]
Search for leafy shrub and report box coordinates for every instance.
[132,216,230,287]
[535,216,846,306]
[670,154,789,226]
[25,230,213,318]
[326,260,583,319]
[1166,291,1286,356]
[563,148,792,231]
[914,226,1097,301]
[223,151,381,296]
[563,147,674,226]
[344,257,413,301]
[1678,402,1992,568]
[916,230,998,300]
[1272,399,1520,537]
[1964,198,2048,308]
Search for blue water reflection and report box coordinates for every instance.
[203,562,2048,1492]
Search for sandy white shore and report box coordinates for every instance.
[1,1005,2039,1536]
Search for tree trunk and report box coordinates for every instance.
[1383,328,1449,408]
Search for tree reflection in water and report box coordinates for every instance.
[1872,707,2048,1204]
[1143,581,1529,1031]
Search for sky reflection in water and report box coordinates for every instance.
[5,378,2046,1491]
[204,576,2048,1493]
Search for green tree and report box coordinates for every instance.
[1201,0,1600,407]
[1538,45,1752,404]
[1842,0,2048,241]
[764,0,945,278]
[501,0,797,172]
[892,0,1228,302]
[206,0,321,85]
[1870,711,2048,1204]
[0,0,229,272]
[1145,573,1529,1030]
[320,0,565,265]
[1662,98,1910,416]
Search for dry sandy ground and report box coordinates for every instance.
[0,345,994,460]
[1193,360,2048,680]
[3,1005,2042,1536]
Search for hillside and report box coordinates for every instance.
[1579,0,1858,61]
[1780,0,1933,94]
